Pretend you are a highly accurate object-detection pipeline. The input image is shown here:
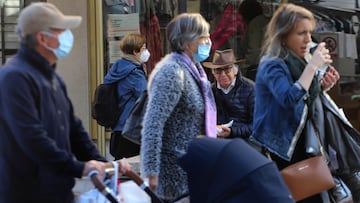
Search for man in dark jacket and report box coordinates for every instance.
[203,49,255,139]
[0,3,131,203]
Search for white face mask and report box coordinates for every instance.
[139,49,150,62]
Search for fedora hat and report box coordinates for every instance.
[203,49,245,69]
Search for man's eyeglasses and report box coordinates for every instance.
[213,66,232,74]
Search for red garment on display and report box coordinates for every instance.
[210,4,247,52]
[141,15,163,75]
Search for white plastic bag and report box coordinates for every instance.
[76,160,152,203]
[118,180,151,203]
[77,188,109,203]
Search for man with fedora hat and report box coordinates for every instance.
[0,2,131,202]
[203,49,255,140]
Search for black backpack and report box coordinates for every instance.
[91,82,121,128]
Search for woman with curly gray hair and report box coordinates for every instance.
[140,13,216,202]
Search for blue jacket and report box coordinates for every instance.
[212,74,255,138]
[0,46,106,202]
[104,59,147,132]
[250,55,308,161]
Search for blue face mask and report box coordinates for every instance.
[44,29,74,60]
[192,44,211,63]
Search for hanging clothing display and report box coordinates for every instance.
[140,0,163,75]
[140,14,162,75]
[210,3,247,55]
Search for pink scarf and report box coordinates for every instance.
[172,52,217,138]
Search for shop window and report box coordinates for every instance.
[0,0,45,65]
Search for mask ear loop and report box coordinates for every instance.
[39,31,58,53]
[41,31,56,37]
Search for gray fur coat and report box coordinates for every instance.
[140,54,206,200]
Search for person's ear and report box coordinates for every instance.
[36,32,50,48]
[133,49,140,57]
[184,42,191,52]
[36,32,44,43]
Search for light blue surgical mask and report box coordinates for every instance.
[43,29,74,60]
[193,44,211,63]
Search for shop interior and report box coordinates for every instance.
[101,0,360,131]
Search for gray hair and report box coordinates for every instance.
[16,27,38,48]
[166,13,210,52]
[233,64,239,74]
[262,3,315,58]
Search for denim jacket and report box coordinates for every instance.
[250,55,308,161]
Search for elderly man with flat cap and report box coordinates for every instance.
[0,2,131,202]
[203,49,255,140]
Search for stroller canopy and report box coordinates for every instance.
[178,138,294,203]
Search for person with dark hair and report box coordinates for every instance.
[0,3,131,202]
[239,0,269,81]
[104,33,149,159]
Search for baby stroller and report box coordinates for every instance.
[79,161,163,203]
[177,137,295,203]
[85,138,294,203]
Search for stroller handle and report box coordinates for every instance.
[124,170,145,187]
[123,170,164,203]
[89,170,119,203]
[102,160,164,203]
